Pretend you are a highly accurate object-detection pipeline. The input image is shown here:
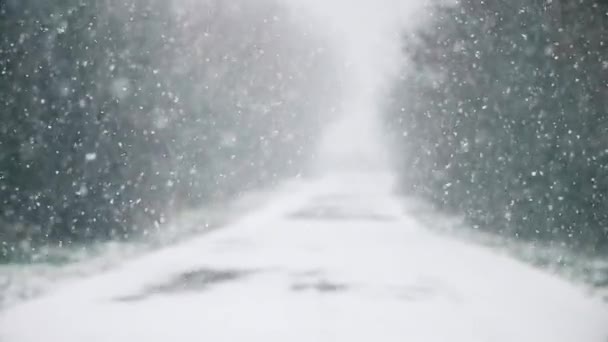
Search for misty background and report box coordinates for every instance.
[1,0,607,306]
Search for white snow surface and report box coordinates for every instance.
[1,171,607,342]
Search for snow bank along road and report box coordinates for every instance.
[1,172,607,342]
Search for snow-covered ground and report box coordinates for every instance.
[1,171,607,342]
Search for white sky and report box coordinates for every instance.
[281,0,429,173]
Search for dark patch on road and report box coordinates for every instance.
[289,269,349,293]
[291,279,349,293]
[289,205,395,222]
[289,193,397,222]
[113,267,254,302]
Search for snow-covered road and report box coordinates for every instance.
[1,172,607,341]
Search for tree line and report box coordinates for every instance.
[0,0,338,261]
[386,0,608,253]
